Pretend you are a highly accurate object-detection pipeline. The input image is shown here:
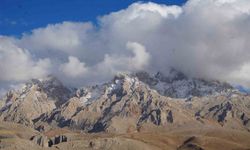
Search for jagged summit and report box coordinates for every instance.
[17,75,72,108]
[155,68,188,82]
[74,69,236,100]
[0,70,237,103]
[135,69,235,98]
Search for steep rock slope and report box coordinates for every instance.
[192,94,250,131]
[0,76,72,126]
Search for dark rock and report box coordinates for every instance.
[48,135,68,147]
[177,136,204,150]
[167,110,173,123]
[30,134,49,147]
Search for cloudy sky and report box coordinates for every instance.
[1,0,250,94]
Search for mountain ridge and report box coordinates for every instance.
[0,70,250,149]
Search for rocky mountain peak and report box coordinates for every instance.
[23,75,72,106]
[72,73,140,107]
[0,75,73,126]
[41,75,64,88]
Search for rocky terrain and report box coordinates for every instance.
[0,70,250,150]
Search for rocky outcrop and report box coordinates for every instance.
[48,135,68,147]
[241,113,250,127]
[30,134,49,147]
[30,134,68,147]
[177,136,204,150]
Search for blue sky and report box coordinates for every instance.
[0,0,187,36]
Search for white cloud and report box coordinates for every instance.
[123,2,182,19]
[228,63,250,85]
[60,56,88,78]
[0,37,50,82]
[1,0,250,90]
[126,42,150,70]
[20,22,93,52]
[97,41,150,73]
[60,42,150,86]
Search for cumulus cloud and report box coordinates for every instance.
[126,42,150,70]
[57,41,150,86]
[0,36,50,82]
[95,41,150,73]
[20,22,93,52]
[1,0,250,90]
[60,56,88,78]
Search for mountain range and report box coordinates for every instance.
[0,69,250,150]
